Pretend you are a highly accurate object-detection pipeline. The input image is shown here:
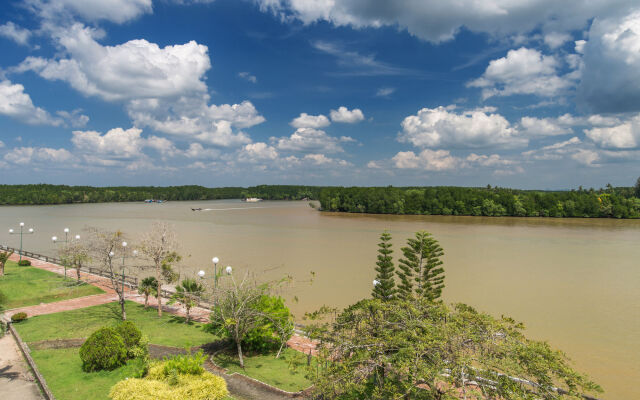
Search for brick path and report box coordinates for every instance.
[4,254,319,353]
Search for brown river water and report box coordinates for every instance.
[0,200,638,399]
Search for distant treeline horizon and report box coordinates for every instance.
[1,183,639,218]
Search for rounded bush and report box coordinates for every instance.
[11,312,28,322]
[109,362,228,400]
[115,321,142,350]
[18,260,31,266]
[80,327,127,372]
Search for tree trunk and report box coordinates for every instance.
[76,266,81,282]
[0,262,4,277]
[156,263,162,317]
[144,294,148,309]
[120,298,127,321]
[235,330,244,368]
[186,306,190,323]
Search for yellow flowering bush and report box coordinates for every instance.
[109,361,228,400]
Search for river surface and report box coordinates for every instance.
[0,200,638,399]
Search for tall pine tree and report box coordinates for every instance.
[372,231,396,300]
[396,231,445,301]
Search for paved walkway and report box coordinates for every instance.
[5,254,320,354]
[0,333,43,400]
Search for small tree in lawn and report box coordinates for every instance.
[87,227,130,320]
[58,240,90,282]
[138,276,158,309]
[170,278,205,323]
[372,231,395,300]
[207,273,293,368]
[0,250,14,277]
[138,222,180,317]
[396,230,445,301]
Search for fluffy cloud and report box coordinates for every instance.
[127,97,262,147]
[272,128,353,153]
[19,24,210,102]
[146,136,178,156]
[578,10,640,113]
[543,32,572,49]
[468,48,574,99]
[392,149,460,171]
[4,147,73,165]
[290,113,331,129]
[31,0,153,24]
[466,153,514,167]
[330,106,364,123]
[255,0,630,43]
[519,116,571,137]
[184,143,220,159]
[56,109,89,128]
[584,115,640,149]
[239,142,279,161]
[71,127,145,158]
[398,106,526,149]
[0,80,61,126]
[0,22,31,45]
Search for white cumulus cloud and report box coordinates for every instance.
[272,128,352,153]
[584,114,640,149]
[0,80,61,126]
[392,149,460,171]
[330,106,364,123]
[398,106,526,149]
[18,24,210,102]
[468,47,574,99]
[31,0,153,24]
[290,113,331,129]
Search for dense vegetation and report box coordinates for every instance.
[319,184,640,218]
[0,184,324,205]
[3,182,640,218]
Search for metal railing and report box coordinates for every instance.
[0,244,138,287]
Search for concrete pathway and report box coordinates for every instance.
[0,333,43,400]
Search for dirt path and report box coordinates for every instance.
[0,333,43,400]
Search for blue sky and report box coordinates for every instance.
[1,0,639,189]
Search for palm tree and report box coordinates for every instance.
[0,250,14,277]
[138,276,158,309]
[171,278,204,323]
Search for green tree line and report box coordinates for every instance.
[0,184,324,205]
[319,183,640,218]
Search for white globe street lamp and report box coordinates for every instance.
[9,222,35,262]
[198,270,206,279]
[225,266,233,275]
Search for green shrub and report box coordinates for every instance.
[18,260,31,266]
[243,295,294,353]
[162,351,206,376]
[80,327,127,372]
[115,321,142,350]
[11,312,28,322]
[109,360,228,400]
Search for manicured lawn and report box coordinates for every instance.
[14,301,214,347]
[31,347,143,400]
[31,348,237,400]
[212,348,313,392]
[0,261,104,309]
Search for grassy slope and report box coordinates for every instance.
[31,348,142,400]
[14,301,213,347]
[212,348,312,392]
[0,261,104,309]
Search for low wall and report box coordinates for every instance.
[8,324,56,400]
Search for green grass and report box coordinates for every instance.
[14,301,214,347]
[31,347,143,400]
[212,348,313,392]
[32,347,237,400]
[0,261,104,309]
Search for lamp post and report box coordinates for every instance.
[121,241,128,295]
[198,256,232,291]
[9,222,35,262]
[52,228,80,279]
